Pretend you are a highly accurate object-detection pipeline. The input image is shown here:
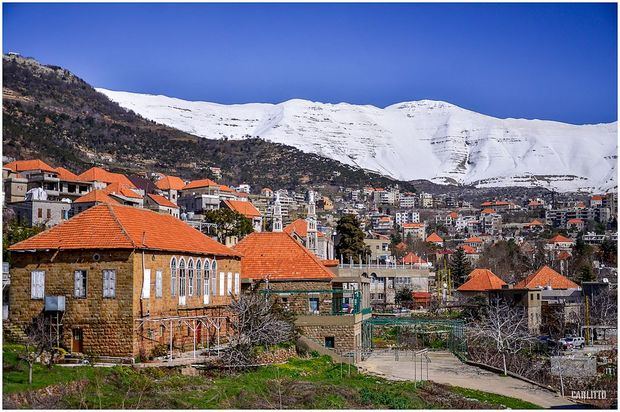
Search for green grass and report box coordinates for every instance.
[2,344,103,394]
[450,386,541,409]
[4,344,540,409]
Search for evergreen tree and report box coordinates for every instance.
[203,209,253,244]
[335,215,370,263]
[450,247,471,286]
[578,265,596,283]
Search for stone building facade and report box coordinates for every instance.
[8,204,242,359]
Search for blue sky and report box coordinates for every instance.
[3,3,617,124]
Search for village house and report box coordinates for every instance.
[233,232,371,353]
[221,199,263,233]
[8,204,242,359]
[456,268,507,299]
[144,193,180,218]
[402,222,426,241]
[426,232,444,246]
[155,174,186,204]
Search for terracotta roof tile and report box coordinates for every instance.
[284,218,325,238]
[402,223,425,229]
[465,236,482,243]
[54,167,80,181]
[567,218,583,224]
[461,245,477,254]
[233,232,333,281]
[147,193,179,209]
[155,175,185,191]
[183,178,219,190]
[514,265,579,289]
[78,167,136,188]
[528,219,544,226]
[426,232,443,243]
[4,159,57,173]
[9,204,240,257]
[458,269,506,292]
[548,234,574,244]
[481,208,496,214]
[402,252,427,264]
[104,182,142,199]
[223,199,261,218]
[74,189,120,205]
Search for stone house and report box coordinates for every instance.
[145,193,180,218]
[8,204,242,360]
[233,232,371,353]
[155,174,185,205]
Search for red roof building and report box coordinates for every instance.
[223,199,261,219]
[10,204,239,257]
[146,193,179,209]
[78,167,136,188]
[4,159,57,173]
[402,252,427,264]
[74,189,119,205]
[426,232,444,244]
[514,266,579,290]
[155,175,185,191]
[233,232,333,281]
[457,268,507,292]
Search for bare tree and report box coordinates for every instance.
[222,293,294,367]
[469,299,536,376]
[21,313,55,384]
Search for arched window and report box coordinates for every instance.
[211,260,217,296]
[170,257,177,296]
[179,258,186,298]
[188,259,194,296]
[196,259,202,299]
[204,258,210,297]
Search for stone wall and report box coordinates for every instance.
[9,248,242,359]
[297,320,362,352]
[255,280,333,315]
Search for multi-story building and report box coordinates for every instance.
[419,192,433,208]
[395,210,420,226]
[402,222,426,241]
[8,204,242,358]
[364,234,391,262]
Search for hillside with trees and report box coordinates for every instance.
[2,54,414,192]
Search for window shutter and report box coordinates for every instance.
[219,272,225,296]
[31,272,36,299]
[74,271,80,297]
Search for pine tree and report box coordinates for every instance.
[578,265,595,283]
[335,215,370,263]
[450,247,471,286]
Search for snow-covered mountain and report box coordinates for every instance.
[97,88,618,193]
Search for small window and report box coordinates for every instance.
[46,209,51,219]
[325,336,335,348]
[38,208,43,218]
[227,272,232,295]
[309,297,320,313]
[155,270,163,298]
[179,258,186,298]
[188,259,194,296]
[219,272,225,296]
[74,270,87,298]
[30,271,45,299]
[196,260,202,297]
[102,270,116,298]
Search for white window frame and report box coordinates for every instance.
[155,270,163,298]
[142,269,151,299]
[227,272,232,295]
[30,270,45,299]
[187,259,194,296]
[204,258,210,304]
[103,269,116,298]
[211,261,217,296]
[178,258,186,305]
[219,272,225,296]
[195,260,202,300]
[74,270,87,298]
[170,257,177,296]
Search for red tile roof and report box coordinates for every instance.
[183,178,219,190]
[147,193,179,209]
[547,234,574,244]
[402,252,427,264]
[449,211,459,219]
[402,223,424,229]
[223,199,261,219]
[233,232,333,281]
[9,204,240,257]
[103,182,142,199]
[155,175,185,191]
[514,265,579,289]
[54,167,80,181]
[557,251,572,261]
[465,236,482,243]
[426,232,443,243]
[4,159,57,173]
[219,184,235,193]
[567,218,583,224]
[481,208,496,214]
[284,218,325,238]
[528,219,544,226]
[78,167,136,188]
[461,245,477,254]
[457,268,506,292]
[74,189,120,205]
[321,259,339,267]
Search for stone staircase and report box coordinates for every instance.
[3,321,27,344]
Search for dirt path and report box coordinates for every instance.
[359,351,575,409]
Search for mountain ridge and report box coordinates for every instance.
[98,88,618,193]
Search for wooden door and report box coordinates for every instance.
[72,328,83,353]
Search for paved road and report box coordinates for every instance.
[359,351,575,409]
